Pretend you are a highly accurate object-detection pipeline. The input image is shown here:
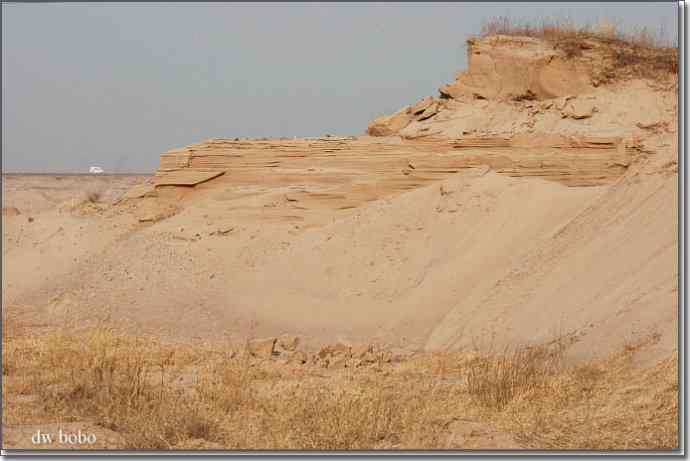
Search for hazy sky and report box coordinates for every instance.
[2,2,678,173]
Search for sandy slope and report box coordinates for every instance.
[2,166,677,362]
[427,171,677,360]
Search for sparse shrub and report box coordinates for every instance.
[87,190,102,203]
[194,352,256,414]
[479,17,677,83]
[2,320,678,450]
[466,340,565,410]
[503,351,678,449]
[480,16,674,48]
[481,17,581,41]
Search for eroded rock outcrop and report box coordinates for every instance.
[145,34,674,202]
[367,96,444,136]
[440,35,593,102]
[367,107,414,136]
[367,34,677,160]
[152,134,636,192]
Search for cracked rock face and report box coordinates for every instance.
[367,106,414,136]
[416,101,441,121]
[438,35,593,104]
[409,96,436,115]
[561,98,597,119]
[367,97,444,135]
[365,34,676,150]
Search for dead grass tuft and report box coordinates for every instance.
[466,340,565,411]
[2,320,678,450]
[503,350,678,449]
[480,17,674,48]
[479,17,677,82]
[86,190,102,203]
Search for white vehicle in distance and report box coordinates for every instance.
[89,166,104,174]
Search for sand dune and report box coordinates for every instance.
[3,34,677,359]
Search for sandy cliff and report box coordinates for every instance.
[368,35,677,166]
[3,34,678,362]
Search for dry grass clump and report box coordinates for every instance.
[13,326,222,449]
[609,45,678,79]
[480,17,677,81]
[481,16,673,48]
[466,340,565,411]
[2,310,22,377]
[461,332,677,449]
[3,323,455,449]
[262,378,451,449]
[86,190,102,203]
[2,320,679,450]
[503,351,678,449]
[482,17,586,43]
